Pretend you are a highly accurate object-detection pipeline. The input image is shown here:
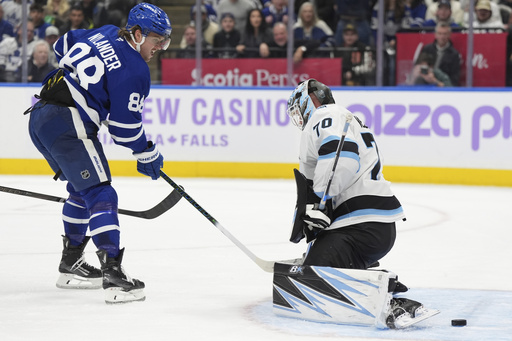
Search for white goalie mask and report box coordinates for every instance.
[287,79,334,130]
[287,80,315,130]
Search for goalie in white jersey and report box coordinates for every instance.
[282,79,439,329]
[287,79,405,269]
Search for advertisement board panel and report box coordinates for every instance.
[1,85,511,184]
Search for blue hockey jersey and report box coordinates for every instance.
[53,25,150,153]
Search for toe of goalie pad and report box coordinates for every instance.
[104,287,146,304]
[388,307,440,329]
[56,273,102,290]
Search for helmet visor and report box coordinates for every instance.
[147,34,172,50]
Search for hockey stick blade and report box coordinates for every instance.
[159,170,275,273]
[0,185,182,219]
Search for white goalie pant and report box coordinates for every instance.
[273,266,396,328]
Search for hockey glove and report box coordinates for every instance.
[133,141,164,180]
[304,203,331,230]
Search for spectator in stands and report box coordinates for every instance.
[27,40,55,83]
[409,51,452,86]
[318,0,337,32]
[472,0,505,28]
[334,0,373,46]
[44,25,60,68]
[295,0,337,32]
[76,0,109,28]
[217,0,257,33]
[236,8,273,58]
[262,0,289,27]
[371,0,406,85]
[2,0,27,28]
[294,2,334,37]
[213,12,241,58]
[425,0,464,25]
[30,3,51,40]
[190,1,218,23]
[176,24,214,59]
[204,0,222,10]
[0,4,15,43]
[264,21,319,63]
[247,0,263,10]
[337,23,374,86]
[44,0,70,29]
[420,0,462,27]
[0,21,37,82]
[59,4,91,36]
[498,0,512,29]
[180,5,219,49]
[293,2,335,57]
[401,0,428,28]
[420,21,462,86]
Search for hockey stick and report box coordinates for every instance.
[0,185,182,219]
[159,170,275,273]
[318,112,353,210]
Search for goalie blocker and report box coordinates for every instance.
[273,263,439,329]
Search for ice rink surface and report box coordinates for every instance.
[0,174,511,341]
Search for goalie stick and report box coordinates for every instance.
[159,170,276,273]
[0,185,182,219]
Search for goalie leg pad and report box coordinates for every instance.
[273,263,395,328]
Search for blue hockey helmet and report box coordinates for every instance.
[126,3,172,50]
[287,79,334,130]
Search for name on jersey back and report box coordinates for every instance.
[88,33,122,72]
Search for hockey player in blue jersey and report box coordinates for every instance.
[286,79,434,328]
[26,3,172,304]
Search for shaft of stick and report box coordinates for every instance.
[318,113,353,210]
[159,170,274,273]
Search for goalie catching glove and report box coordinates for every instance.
[133,141,164,180]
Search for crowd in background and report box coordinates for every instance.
[0,0,149,83]
[1,0,511,86]
[175,0,512,86]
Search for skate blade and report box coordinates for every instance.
[394,308,440,329]
[104,287,146,304]
[56,273,102,290]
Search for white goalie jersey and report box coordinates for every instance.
[298,103,405,229]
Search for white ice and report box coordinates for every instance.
[0,175,511,341]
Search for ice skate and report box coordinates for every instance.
[56,235,102,289]
[97,248,145,304]
[386,298,440,329]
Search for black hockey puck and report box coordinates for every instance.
[451,319,467,326]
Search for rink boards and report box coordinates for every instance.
[1,84,512,186]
